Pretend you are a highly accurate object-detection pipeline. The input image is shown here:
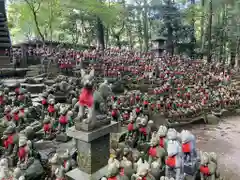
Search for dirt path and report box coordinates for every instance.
[187,116,240,180]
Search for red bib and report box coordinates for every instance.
[111,110,117,117]
[182,142,191,153]
[166,156,176,167]
[48,105,55,113]
[159,137,165,148]
[135,108,140,113]
[120,168,124,176]
[42,99,47,105]
[59,115,68,124]
[108,177,117,180]
[3,140,8,149]
[148,147,157,157]
[200,165,210,175]
[7,134,14,145]
[43,123,51,132]
[139,127,147,135]
[18,146,26,160]
[128,123,134,131]
[14,113,19,121]
[0,96,4,105]
[79,88,94,108]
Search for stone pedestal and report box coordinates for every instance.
[66,121,119,180]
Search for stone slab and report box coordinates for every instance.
[67,121,119,142]
[66,166,108,180]
[75,117,111,131]
[56,133,70,142]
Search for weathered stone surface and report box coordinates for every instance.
[206,114,220,124]
[21,83,45,93]
[56,132,70,142]
[221,109,232,117]
[77,134,110,174]
[75,117,111,131]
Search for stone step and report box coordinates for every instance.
[0,42,11,47]
[0,37,10,42]
[0,31,7,36]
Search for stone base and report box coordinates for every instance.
[66,166,108,180]
[75,117,111,131]
[56,132,70,142]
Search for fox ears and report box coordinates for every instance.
[81,69,94,79]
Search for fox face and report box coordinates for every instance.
[81,69,94,89]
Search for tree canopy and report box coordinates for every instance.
[7,0,240,65]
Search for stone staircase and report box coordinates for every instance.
[0,12,11,68]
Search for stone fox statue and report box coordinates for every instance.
[78,69,96,124]
[77,69,112,125]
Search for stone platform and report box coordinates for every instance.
[66,121,119,180]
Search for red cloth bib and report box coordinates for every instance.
[43,123,51,132]
[148,147,157,157]
[200,165,210,175]
[64,160,67,168]
[3,140,8,149]
[18,146,26,160]
[128,123,134,131]
[48,105,55,113]
[108,177,117,180]
[15,88,20,94]
[79,88,94,108]
[7,134,14,145]
[14,113,19,121]
[143,101,148,105]
[0,96,4,105]
[182,142,191,153]
[111,110,117,117]
[135,108,140,113]
[120,168,124,176]
[59,115,68,124]
[166,156,176,167]
[159,137,165,148]
[42,99,47,105]
[123,113,129,120]
[139,127,147,135]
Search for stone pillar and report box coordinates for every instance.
[66,121,119,180]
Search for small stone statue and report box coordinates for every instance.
[48,99,56,118]
[17,136,33,169]
[157,125,168,149]
[131,159,155,180]
[61,149,72,172]
[57,108,69,133]
[12,167,25,180]
[0,158,12,180]
[43,116,53,139]
[49,153,62,179]
[3,126,19,156]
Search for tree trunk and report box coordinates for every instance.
[143,0,149,52]
[207,0,212,63]
[190,0,196,59]
[96,17,105,50]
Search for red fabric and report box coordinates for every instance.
[0,96,4,105]
[7,134,14,145]
[15,88,20,94]
[3,140,8,149]
[148,147,157,157]
[123,113,129,120]
[200,165,210,175]
[135,108,140,113]
[64,160,67,168]
[139,127,147,135]
[136,96,140,101]
[143,101,148,105]
[79,88,94,108]
[111,110,117,117]
[120,168,124,176]
[48,105,55,113]
[14,113,19,121]
[159,137,165,148]
[18,146,26,160]
[182,143,191,153]
[108,177,117,180]
[142,177,147,180]
[166,156,176,167]
[128,123,134,131]
[18,95,24,101]
[59,115,68,124]
[20,109,24,113]
[42,99,47,105]
[43,123,51,132]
